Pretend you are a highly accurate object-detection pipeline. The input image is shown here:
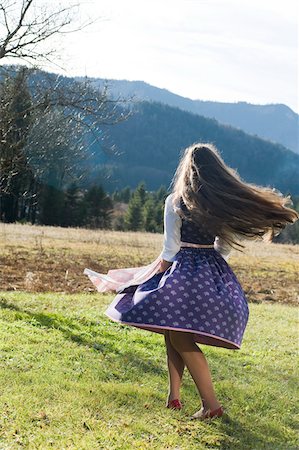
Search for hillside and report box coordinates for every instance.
[91,102,299,194]
[1,67,298,195]
[89,78,299,154]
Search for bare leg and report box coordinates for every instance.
[169,330,221,412]
[164,330,185,403]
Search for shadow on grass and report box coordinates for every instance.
[0,298,296,449]
[0,298,165,376]
[216,415,268,450]
[91,388,293,450]
[217,407,296,450]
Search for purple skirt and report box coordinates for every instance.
[105,247,249,350]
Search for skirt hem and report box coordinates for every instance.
[105,311,241,350]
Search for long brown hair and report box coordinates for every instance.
[171,143,298,250]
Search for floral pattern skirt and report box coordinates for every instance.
[105,247,249,350]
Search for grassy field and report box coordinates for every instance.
[0,292,298,449]
[0,224,298,449]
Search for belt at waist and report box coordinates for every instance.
[180,241,215,248]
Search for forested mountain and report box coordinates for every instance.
[1,66,298,197]
[89,101,299,195]
[0,65,298,240]
[89,78,299,154]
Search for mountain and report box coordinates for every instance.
[87,78,299,155]
[89,101,299,195]
[1,66,298,195]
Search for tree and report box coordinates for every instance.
[155,185,168,202]
[0,1,130,225]
[63,183,85,227]
[135,181,147,204]
[84,185,113,229]
[25,107,87,190]
[150,186,167,232]
[143,197,157,232]
[125,189,144,231]
[153,202,164,233]
[39,184,65,226]
[0,67,34,221]
[122,186,132,203]
[0,66,129,223]
[0,0,82,63]
[112,186,131,203]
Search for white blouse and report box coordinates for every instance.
[160,194,233,262]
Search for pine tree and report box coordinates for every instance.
[112,186,131,203]
[39,184,65,226]
[125,190,144,231]
[120,186,131,203]
[153,185,168,232]
[135,182,147,204]
[155,185,168,202]
[63,183,85,227]
[84,185,113,229]
[143,197,157,232]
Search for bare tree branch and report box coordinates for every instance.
[0,0,94,63]
[0,67,132,202]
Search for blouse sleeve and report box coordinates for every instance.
[160,194,182,262]
[214,236,233,261]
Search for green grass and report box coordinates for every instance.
[0,291,298,449]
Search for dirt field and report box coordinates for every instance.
[0,223,298,304]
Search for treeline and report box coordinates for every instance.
[113,183,167,232]
[2,171,299,243]
[38,184,113,229]
[40,184,299,242]
[27,181,167,232]
[2,172,299,245]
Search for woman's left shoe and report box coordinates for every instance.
[166,399,183,410]
[190,405,224,420]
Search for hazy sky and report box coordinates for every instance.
[45,0,298,112]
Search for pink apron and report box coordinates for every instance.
[84,242,215,293]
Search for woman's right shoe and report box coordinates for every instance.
[190,405,224,420]
[166,399,183,410]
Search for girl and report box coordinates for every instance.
[84,143,298,420]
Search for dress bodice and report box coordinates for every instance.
[179,198,215,245]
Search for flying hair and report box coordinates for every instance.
[171,143,298,251]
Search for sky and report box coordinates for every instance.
[22,0,299,112]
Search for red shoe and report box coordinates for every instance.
[166,399,183,410]
[191,405,224,420]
